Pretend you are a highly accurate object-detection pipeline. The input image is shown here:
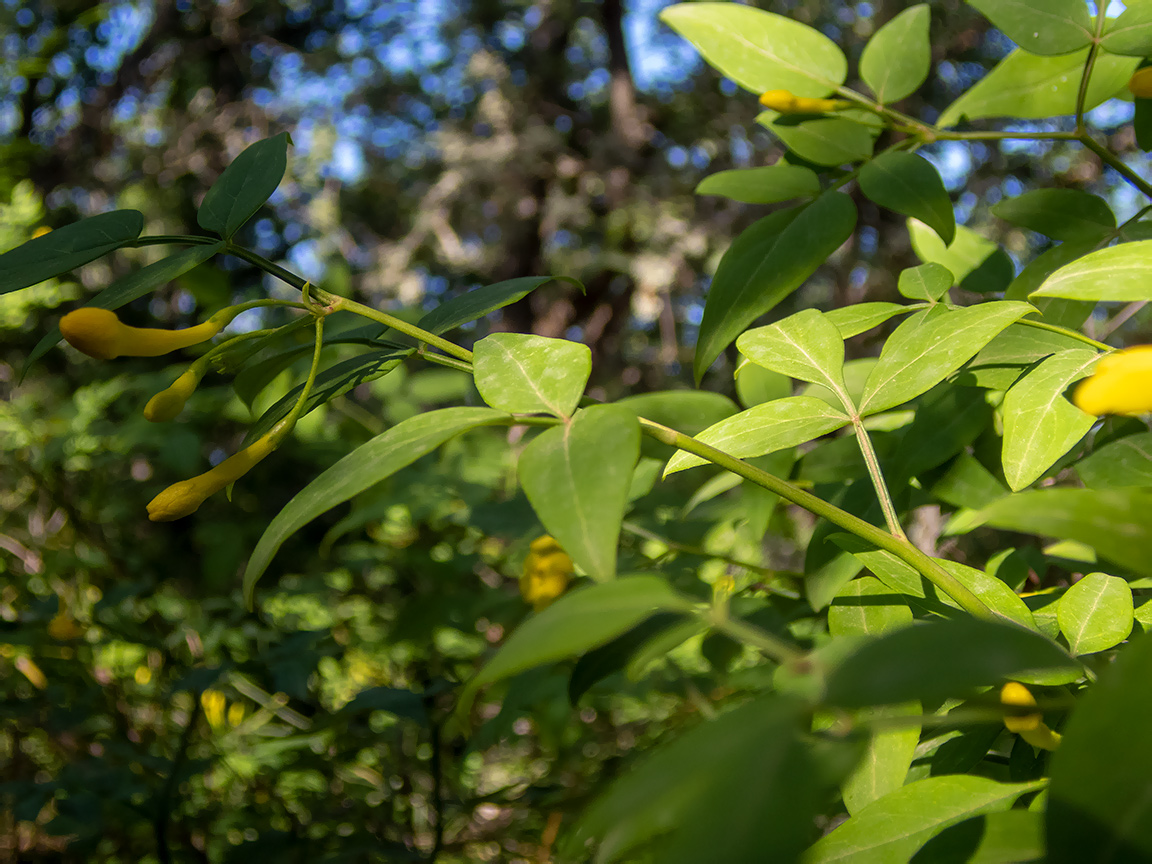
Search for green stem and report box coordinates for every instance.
[273,314,325,441]
[1078,135,1152,200]
[127,234,221,248]
[1016,317,1112,352]
[637,418,998,621]
[1075,2,1113,132]
[418,349,475,374]
[851,418,908,540]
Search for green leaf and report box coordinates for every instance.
[197,132,290,239]
[735,360,793,409]
[1032,240,1152,302]
[757,111,876,166]
[242,406,508,606]
[0,210,144,296]
[1057,572,1134,655]
[1001,349,1097,491]
[664,396,850,475]
[859,302,1036,415]
[518,405,640,581]
[860,152,955,246]
[956,320,1089,390]
[938,48,1138,127]
[615,391,736,437]
[736,308,850,398]
[898,263,953,302]
[416,276,579,336]
[473,333,590,418]
[1048,632,1152,862]
[23,241,223,374]
[568,613,687,705]
[823,617,1077,709]
[860,4,931,103]
[889,385,993,489]
[910,809,1045,863]
[808,775,1046,863]
[1076,432,1152,488]
[826,302,918,338]
[992,189,1115,242]
[967,0,1092,55]
[1102,3,1152,56]
[840,702,921,816]
[569,696,857,864]
[908,219,998,285]
[463,576,693,706]
[828,575,913,638]
[659,3,847,96]
[695,164,820,204]
[695,193,857,381]
[931,452,1009,511]
[971,488,1152,578]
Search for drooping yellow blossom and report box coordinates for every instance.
[227,702,246,727]
[201,689,227,729]
[15,655,48,689]
[60,307,224,360]
[146,433,278,521]
[1072,346,1152,416]
[520,535,574,611]
[144,367,203,422]
[759,89,851,114]
[47,612,85,640]
[1000,682,1062,750]
[1129,67,1152,99]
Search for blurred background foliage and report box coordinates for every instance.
[3,0,1152,860]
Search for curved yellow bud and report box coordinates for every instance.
[1072,346,1152,417]
[1129,67,1152,99]
[759,89,850,114]
[1000,682,1062,750]
[60,307,223,360]
[47,612,85,641]
[146,434,278,522]
[520,535,574,611]
[228,702,246,727]
[202,689,227,729]
[144,368,203,422]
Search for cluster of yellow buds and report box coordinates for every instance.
[520,535,574,611]
[999,682,1062,750]
[759,89,852,114]
[201,689,246,730]
[1073,346,1152,417]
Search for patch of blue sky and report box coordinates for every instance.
[918,141,974,192]
[1087,99,1135,131]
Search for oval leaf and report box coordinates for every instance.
[992,189,1115,242]
[1032,240,1152,302]
[473,333,590,418]
[908,219,997,285]
[197,132,290,239]
[757,111,876,166]
[1102,3,1152,57]
[518,404,640,581]
[840,701,921,816]
[695,164,820,204]
[826,302,918,338]
[860,4,931,103]
[860,152,955,246]
[967,0,1092,55]
[737,308,850,398]
[1075,432,1152,489]
[898,263,953,303]
[828,576,913,638]
[1057,572,1134,655]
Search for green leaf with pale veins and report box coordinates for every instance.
[473,333,590,418]
[898,263,953,303]
[1102,2,1152,57]
[860,152,955,245]
[1076,432,1152,489]
[1001,349,1097,491]
[518,405,640,581]
[695,164,820,204]
[1057,572,1134,655]
[860,4,931,103]
[197,133,290,239]
[757,111,876,166]
[659,2,847,96]
[967,0,1092,55]
[1032,240,1152,302]
[908,219,997,285]
[737,308,851,401]
[826,302,919,338]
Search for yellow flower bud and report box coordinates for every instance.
[59,307,223,360]
[135,665,152,685]
[47,612,85,641]
[520,535,574,611]
[1129,67,1152,99]
[1072,346,1152,417]
[1000,682,1062,750]
[146,434,278,521]
[144,368,203,422]
[228,702,246,727]
[201,689,227,729]
[759,88,850,114]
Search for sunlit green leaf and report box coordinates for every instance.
[860,152,954,245]
[473,333,590,417]
[967,0,1092,55]
[1101,2,1152,56]
[197,132,290,239]
[1057,572,1134,655]
[757,111,876,166]
[695,164,820,204]
[1032,240,1152,301]
[898,263,952,303]
[860,4,931,103]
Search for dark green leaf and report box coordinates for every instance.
[0,210,143,295]
[568,613,687,705]
[992,189,1115,241]
[197,132,290,239]
[967,0,1092,55]
[695,164,820,204]
[860,4,931,103]
[473,333,590,417]
[860,152,954,245]
[1076,432,1152,488]
[911,810,1045,864]
[416,276,579,336]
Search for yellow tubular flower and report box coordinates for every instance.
[1000,682,1062,750]
[228,702,246,727]
[1129,67,1152,98]
[60,308,223,360]
[201,689,227,729]
[1072,346,1152,416]
[759,88,850,114]
[146,434,278,522]
[144,368,203,422]
[520,535,574,611]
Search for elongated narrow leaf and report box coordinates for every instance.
[23,241,223,374]
[992,189,1115,242]
[1001,349,1097,491]
[473,333,590,418]
[938,49,1138,127]
[664,396,849,474]
[197,132,290,239]
[659,3,847,96]
[242,406,507,605]
[859,302,1035,415]
[417,276,579,336]
[1048,632,1152,862]
[1057,572,1134,656]
[826,302,917,339]
[737,308,850,397]
[0,210,143,295]
[695,193,856,380]
[972,488,1152,578]
[898,263,952,303]
[967,0,1092,55]
[807,776,1045,863]
[860,4,930,103]
[824,617,1076,709]
[840,701,920,816]
[860,152,954,245]
[695,164,820,204]
[518,405,640,581]
[757,111,877,166]
[1032,240,1152,302]
[1102,3,1152,57]
[1076,432,1152,489]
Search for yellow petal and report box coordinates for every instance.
[60,307,223,360]
[1130,67,1152,99]
[759,89,801,112]
[147,434,278,521]
[520,535,574,610]
[1000,682,1041,733]
[1072,346,1152,416]
[144,368,202,422]
[228,702,246,727]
